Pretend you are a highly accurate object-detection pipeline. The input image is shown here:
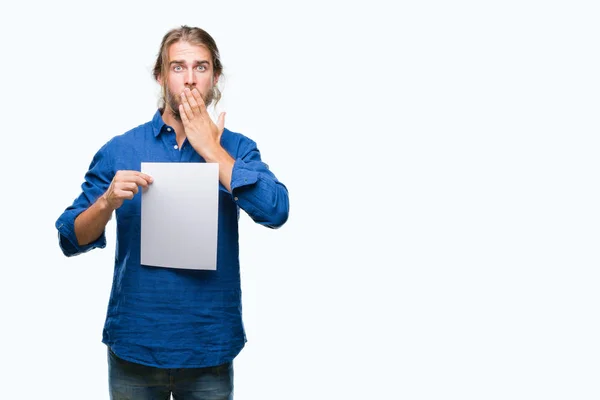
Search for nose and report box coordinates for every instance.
[185,68,196,86]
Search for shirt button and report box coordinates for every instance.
[167,127,171,131]
[174,145,178,149]
[234,197,238,201]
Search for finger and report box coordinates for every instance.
[191,88,207,114]
[180,91,195,120]
[142,173,154,184]
[118,182,140,195]
[130,171,154,184]
[179,104,190,125]
[134,177,151,189]
[115,188,135,200]
[123,174,152,188]
[217,112,226,133]
[116,170,153,184]
[186,88,202,116]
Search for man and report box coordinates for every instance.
[55,25,289,400]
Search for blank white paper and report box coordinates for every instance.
[140,162,219,270]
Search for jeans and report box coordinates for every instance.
[107,347,234,400]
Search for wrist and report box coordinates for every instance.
[201,145,227,163]
[98,194,116,213]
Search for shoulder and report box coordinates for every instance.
[222,127,257,156]
[86,112,158,168]
[103,120,154,151]
[222,127,250,142]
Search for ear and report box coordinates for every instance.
[157,75,163,85]
[213,73,220,86]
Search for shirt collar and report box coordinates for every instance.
[151,109,168,137]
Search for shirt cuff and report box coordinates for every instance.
[55,210,107,257]
[230,159,259,192]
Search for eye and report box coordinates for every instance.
[173,65,183,72]
[196,65,206,72]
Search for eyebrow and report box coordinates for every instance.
[169,60,210,66]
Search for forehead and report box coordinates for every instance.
[168,41,212,63]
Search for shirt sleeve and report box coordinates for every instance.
[230,138,289,229]
[55,143,114,256]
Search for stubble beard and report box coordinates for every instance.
[166,86,214,123]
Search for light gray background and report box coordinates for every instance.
[1,0,599,399]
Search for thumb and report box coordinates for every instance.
[217,112,226,133]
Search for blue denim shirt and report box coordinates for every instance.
[55,110,289,368]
